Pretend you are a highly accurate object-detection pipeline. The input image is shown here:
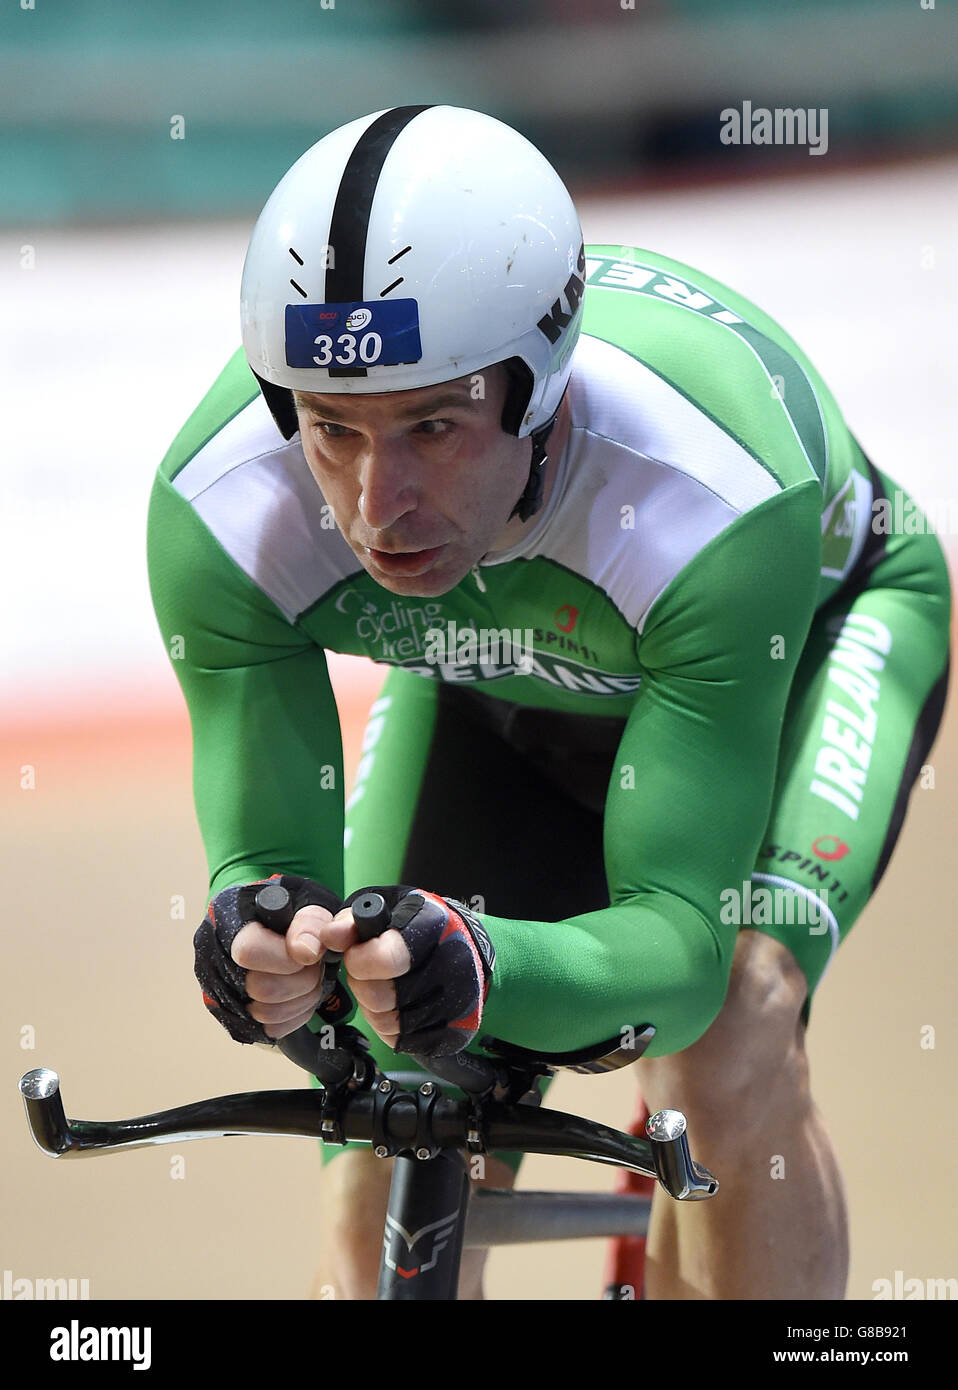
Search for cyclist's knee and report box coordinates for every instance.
[639,930,811,1130]
[317,1149,392,1299]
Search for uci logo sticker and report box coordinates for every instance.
[346,307,372,331]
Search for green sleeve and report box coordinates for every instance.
[478,480,822,1058]
[146,472,346,899]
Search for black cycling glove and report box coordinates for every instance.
[343,885,495,1057]
[194,874,346,1044]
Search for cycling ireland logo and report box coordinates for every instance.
[332,587,642,697]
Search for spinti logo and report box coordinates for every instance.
[50,1320,152,1370]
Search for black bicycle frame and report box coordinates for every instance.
[379,1150,470,1299]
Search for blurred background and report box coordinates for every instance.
[3,0,956,1301]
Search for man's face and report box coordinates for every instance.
[294,365,529,596]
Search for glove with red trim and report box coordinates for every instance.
[343,885,496,1057]
[194,874,345,1044]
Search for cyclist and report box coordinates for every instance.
[148,106,951,1300]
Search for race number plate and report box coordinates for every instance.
[285,299,422,369]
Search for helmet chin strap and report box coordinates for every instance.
[508,414,557,523]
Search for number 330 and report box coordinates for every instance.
[312,332,383,366]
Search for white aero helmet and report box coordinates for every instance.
[241,104,585,515]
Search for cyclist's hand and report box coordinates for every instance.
[318,885,495,1057]
[194,875,343,1044]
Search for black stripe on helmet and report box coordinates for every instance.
[325,104,432,377]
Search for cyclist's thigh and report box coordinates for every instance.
[345,670,615,915]
[746,463,950,1019]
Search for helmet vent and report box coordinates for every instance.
[387,245,411,265]
[288,247,307,298]
[379,276,404,297]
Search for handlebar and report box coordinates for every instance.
[18,884,718,1203]
[18,1067,718,1200]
